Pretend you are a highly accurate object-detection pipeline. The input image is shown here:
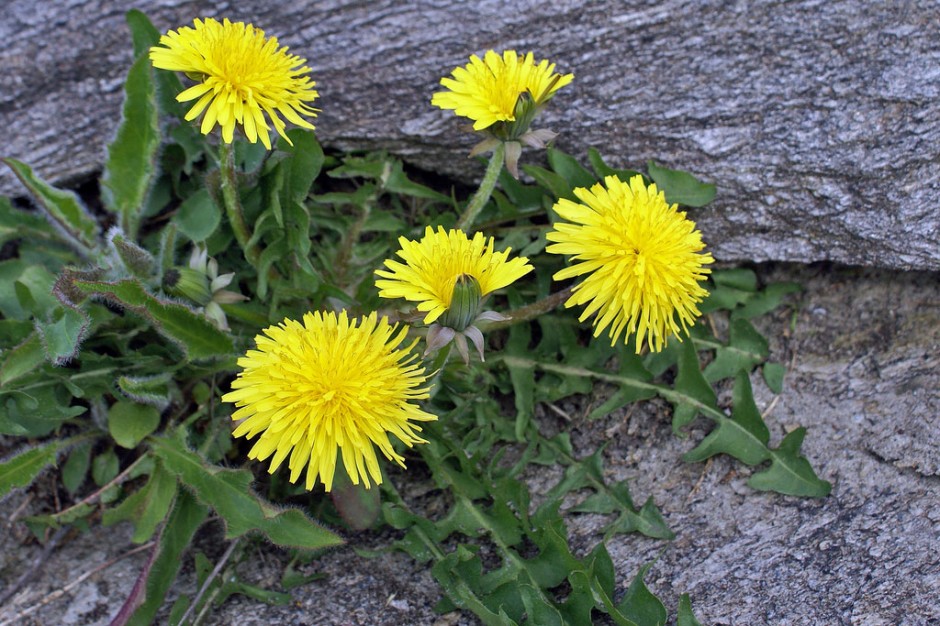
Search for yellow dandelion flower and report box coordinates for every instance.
[431,50,573,132]
[546,174,714,353]
[222,311,435,491]
[149,17,319,149]
[375,226,533,325]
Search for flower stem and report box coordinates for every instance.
[481,285,574,331]
[218,142,259,265]
[456,142,505,232]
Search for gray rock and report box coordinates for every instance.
[1,1,938,269]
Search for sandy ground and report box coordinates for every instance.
[1,262,937,626]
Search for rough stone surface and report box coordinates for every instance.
[2,1,938,270]
[1,263,937,625]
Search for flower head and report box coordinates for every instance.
[375,226,533,325]
[222,311,435,491]
[431,50,573,136]
[150,17,319,149]
[546,175,714,353]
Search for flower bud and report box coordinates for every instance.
[440,274,482,332]
[163,267,212,305]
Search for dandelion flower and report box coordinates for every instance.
[431,50,573,133]
[375,226,533,325]
[150,17,319,149]
[222,311,435,491]
[546,174,714,353]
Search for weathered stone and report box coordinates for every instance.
[1,1,938,268]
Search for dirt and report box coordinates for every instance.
[1,262,937,626]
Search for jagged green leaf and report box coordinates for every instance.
[92,448,120,486]
[37,306,89,365]
[0,439,67,497]
[0,196,59,246]
[617,563,667,626]
[61,442,92,494]
[587,147,643,183]
[683,372,770,465]
[763,362,786,394]
[103,460,178,543]
[0,332,44,385]
[733,282,802,319]
[519,584,564,626]
[280,129,325,203]
[384,159,451,202]
[588,349,655,419]
[124,490,208,626]
[748,427,832,497]
[712,268,758,291]
[548,147,596,191]
[647,161,716,207]
[150,436,343,549]
[2,158,98,253]
[703,317,769,383]
[101,50,159,237]
[671,339,719,434]
[522,164,572,200]
[70,278,233,360]
[117,372,174,410]
[678,594,704,626]
[0,260,58,320]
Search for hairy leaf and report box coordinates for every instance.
[101,50,159,238]
[1,158,98,254]
[123,490,208,626]
[71,278,233,360]
[150,436,343,549]
[0,439,67,497]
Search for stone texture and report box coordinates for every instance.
[2,1,938,269]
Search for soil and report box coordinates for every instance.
[1,262,938,626]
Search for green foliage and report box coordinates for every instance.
[150,435,343,549]
[0,439,69,497]
[101,48,159,238]
[0,9,832,623]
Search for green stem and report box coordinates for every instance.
[456,142,505,232]
[480,285,574,332]
[218,142,258,265]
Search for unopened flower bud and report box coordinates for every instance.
[440,274,482,332]
[164,267,212,305]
